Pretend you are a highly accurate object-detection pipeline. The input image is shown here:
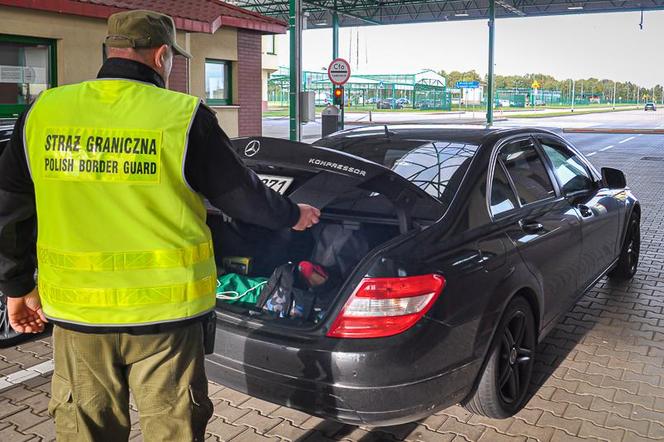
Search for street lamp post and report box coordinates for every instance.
[571,79,575,112]
[289,0,302,141]
[486,0,496,126]
[613,81,617,110]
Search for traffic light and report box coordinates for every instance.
[333,86,344,106]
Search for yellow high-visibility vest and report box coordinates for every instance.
[24,79,217,326]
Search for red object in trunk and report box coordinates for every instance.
[298,261,329,288]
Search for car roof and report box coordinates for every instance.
[317,124,562,147]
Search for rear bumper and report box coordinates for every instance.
[205,317,481,426]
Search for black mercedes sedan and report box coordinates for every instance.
[205,125,640,426]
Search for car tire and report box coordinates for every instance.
[609,212,640,281]
[0,294,30,348]
[462,296,536,418]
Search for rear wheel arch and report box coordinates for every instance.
[618,202,640,252]
[514,287,541,341]
[493,287,541,354]
[610,204,641,281]
[462,292,537,417]
[467,285,541,395]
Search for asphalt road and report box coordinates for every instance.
[564,132,664,155]
[500,108,664,130]
[500,110,664,172]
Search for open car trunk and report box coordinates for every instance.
[207,137,445,327]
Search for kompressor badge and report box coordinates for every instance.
[308,158,366,176]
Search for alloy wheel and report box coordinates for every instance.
[496,310,534,405]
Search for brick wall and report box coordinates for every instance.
[169,55,189,93]
[237,30,262,136]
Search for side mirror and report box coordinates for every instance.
[602,167,626,189]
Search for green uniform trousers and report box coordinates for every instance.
[48,322,214,441]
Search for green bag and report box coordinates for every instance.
[216,273,268,306]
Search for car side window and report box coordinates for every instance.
[490,161,519,216]
[538,139,594,195]
[499,140,555,205]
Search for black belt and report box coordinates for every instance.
[51,315,205,335]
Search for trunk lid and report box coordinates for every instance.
[209,137,445,336]
[229,137,445,227]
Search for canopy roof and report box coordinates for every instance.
[1,0,287,34]
[233,0,664,27]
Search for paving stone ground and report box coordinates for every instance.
[2,138,664,441]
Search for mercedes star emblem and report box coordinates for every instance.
[244,140,261,157]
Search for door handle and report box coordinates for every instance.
[519,219,544,234]
[577,204,593,218]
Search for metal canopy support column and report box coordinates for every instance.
[486,0,495,126]
[332,9,343,130]
[332,10,339,58]
[289,0,302,141]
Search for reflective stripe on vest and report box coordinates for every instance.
[24,79,217,326]
[39,277,216,326]
[37,241,214,272]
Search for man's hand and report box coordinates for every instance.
[293,204,321,231]
[7,288,47,334]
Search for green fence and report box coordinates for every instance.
[414,83,452,110]
[268,69,451,111]
[492,88,636,107]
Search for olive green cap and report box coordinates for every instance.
[105,10,191,59]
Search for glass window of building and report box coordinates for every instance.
[0,35,56,118]
[204,60,231,105]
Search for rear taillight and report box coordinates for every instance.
[327,274,446,339]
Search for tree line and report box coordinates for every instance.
[439,70,663,102]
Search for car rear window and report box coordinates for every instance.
[390,142,478,200]
[315,137,478,202]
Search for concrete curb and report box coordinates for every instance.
[0,359,53,392]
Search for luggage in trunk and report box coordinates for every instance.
[209,216,397,324]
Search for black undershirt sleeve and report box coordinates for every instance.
[0,111,33,194]
[183,106,300,230]
[0,112,37,297]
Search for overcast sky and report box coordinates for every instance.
[276,10,664,88]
